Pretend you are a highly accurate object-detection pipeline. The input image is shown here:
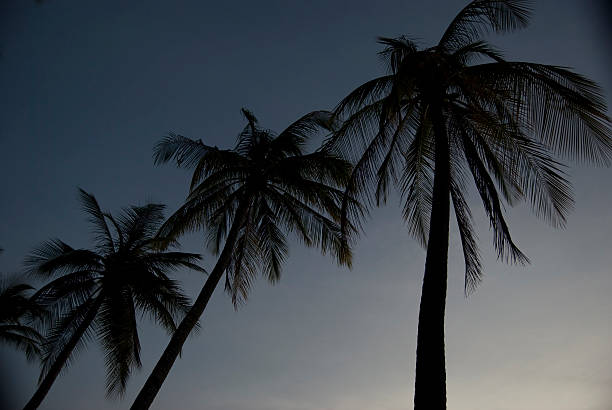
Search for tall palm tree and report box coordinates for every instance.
[327,1,612,408]
[22,189,204,410]
[130,108,353,409]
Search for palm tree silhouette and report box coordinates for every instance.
[130,108,353,409]
[0,252,46,362]
[327,1,612,408]
[22,189,204,410]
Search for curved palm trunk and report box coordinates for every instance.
[414,105,450,410]
[23,295,104,410]
[130,203,250,410]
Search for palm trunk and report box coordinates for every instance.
[130,202,250,410]
[414,105,450,410]
[23,295,104,410]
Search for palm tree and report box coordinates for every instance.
[327,1,612,408]
[22,189,204,410]
[130,108,353,409]
[0,252,46,361]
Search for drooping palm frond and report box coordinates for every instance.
[132,274,192,332]
[255,201,288,283]
[450,180,482,295]
[38,296,100,380]
[459,127,529,264]
[328,100,403,245]
[375,103,421,206]
[466,62,612,165]
[98,290,140,397]
[400,116,435,247]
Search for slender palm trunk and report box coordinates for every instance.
[130,203,250,410]
[23,296,104,410]
[414,105,450,410]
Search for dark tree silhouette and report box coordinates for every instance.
[130,109,354,409]
[0,256,46,362]
[327,1,612,409]
[22,189,204,410]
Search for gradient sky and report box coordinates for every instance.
[1,1,611,409]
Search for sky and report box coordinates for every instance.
[1,0,611,409]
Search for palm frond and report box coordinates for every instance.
[452,40,506,65]
[439,0,532,50]
[265,188,349,266]
[273,110,335,156]
[510,138,574,227]
[116,203,166,251]
[98,291,140,397]
[132,275,192,333]
[0,324,44,361]
[461,130,529,264]
[448,103,523,205]
[189,164,249,196]
[40,296,99,381]
[400,112,435,247]
[154,133,219,169]
[103,212,124,250]
[273,150,352,193]
[0,282,36,319]
[377,36,419,74]
[32,270,98,313]
[78,188,115,252]
[466,62,612,165]
[450,181,483,295]
[376,101,421,205]
[255,199,289,283]
[225,207,258,307]
[332,77,394,130]
[141,252,206,275]
[24,240,102,279]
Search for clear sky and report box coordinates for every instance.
[1,1,611,409]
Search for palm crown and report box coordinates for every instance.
[23,189,204,409]
[155,108,354,304]
[330,0,611,293]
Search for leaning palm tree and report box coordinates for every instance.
[0,263,46,362]
[327,1,612,409]
[130,108,353,409]
[22,189,204,410]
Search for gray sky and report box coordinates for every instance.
[1,1,611,409]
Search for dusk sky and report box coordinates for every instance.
[1,1,611,409]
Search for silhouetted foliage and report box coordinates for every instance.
[22,190,204,410]
[0,255,46,362]
[327,0,612,408]
[130,109,355,409]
